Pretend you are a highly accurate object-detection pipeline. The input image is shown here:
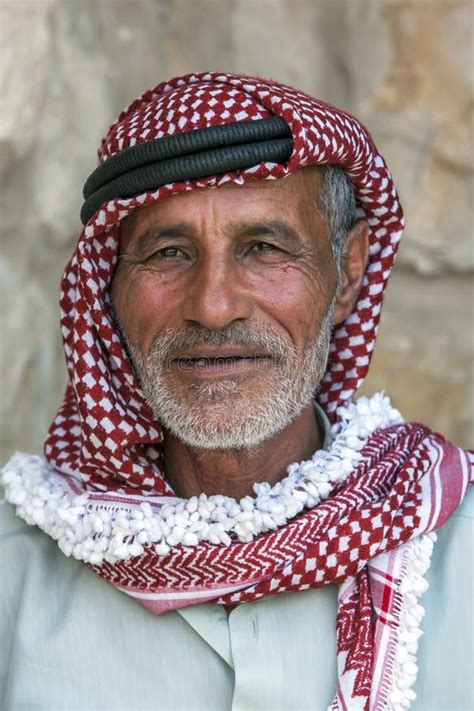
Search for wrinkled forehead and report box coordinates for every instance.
[117,165,327,250]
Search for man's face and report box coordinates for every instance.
[111,167,339,449]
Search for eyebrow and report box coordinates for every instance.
[234,220,304,249]
[133,223,194,254]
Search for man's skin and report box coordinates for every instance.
[111,166,369,499]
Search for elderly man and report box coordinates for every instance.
[1,72,472,710]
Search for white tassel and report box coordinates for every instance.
[386,532,437,710]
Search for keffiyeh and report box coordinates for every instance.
[2,72,472,710]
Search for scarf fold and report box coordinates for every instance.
[2,72,472,709]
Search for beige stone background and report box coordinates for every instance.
[0,0,472,463]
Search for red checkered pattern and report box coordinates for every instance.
[44,71,404,493]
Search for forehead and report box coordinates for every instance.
[121,166,324,238]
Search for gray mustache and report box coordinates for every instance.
[148,323,293,363]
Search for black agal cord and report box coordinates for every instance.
[81,117,292,225]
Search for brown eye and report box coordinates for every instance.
[149,246,185,260]
[250,242,279,253]
[160,247,182,257]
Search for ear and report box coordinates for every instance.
[333,219,370,326]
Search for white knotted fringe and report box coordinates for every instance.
[1,393,401,566]
[384,532,436,711]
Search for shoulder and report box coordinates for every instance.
[0,488,60,610]
[430,485,473,576]
[435,483,474,550]
[415,485,473,708]
[0,488,36,540]
[451,483,474,519]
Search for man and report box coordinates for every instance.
[1,72,472,710]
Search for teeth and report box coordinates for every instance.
[183,355,257,366]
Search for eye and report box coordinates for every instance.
[249,241,281,253]
[148,245,187,260]
[159,246,182,257]
[245,241,289,262]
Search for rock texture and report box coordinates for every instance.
[1,0,472,462]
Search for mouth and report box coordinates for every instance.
[170,350,274,377]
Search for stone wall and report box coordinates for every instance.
[1,0,472,462]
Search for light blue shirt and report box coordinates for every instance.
[0,488,472,710]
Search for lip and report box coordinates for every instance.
[170,350,274,378]
[171,346,271,360]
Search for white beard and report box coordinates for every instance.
[124,300,335,450]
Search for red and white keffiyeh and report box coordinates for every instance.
[2,72,472,710]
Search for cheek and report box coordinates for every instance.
[111,269,182,353]
[248,264,335,347]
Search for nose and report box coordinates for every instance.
[182,253,254,330]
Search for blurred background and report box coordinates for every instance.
[1,0,472,463]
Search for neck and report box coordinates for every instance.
[163,403,322,499]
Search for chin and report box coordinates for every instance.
[163,414,282,451]
[153,386,308,451]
